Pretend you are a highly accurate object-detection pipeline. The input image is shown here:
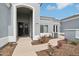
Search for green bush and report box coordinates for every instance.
[70,41,78,45]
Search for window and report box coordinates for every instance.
[40,25,48,33]
[53,25,58,32]
[40,25,43,33]
[44,25,48,33]
[53,25,55,32]
[56,25,58,32]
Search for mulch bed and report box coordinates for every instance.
[36,40,79,56]
[0,43,17,56]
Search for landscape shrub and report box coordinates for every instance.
[64,38,68,43]
[56,41,63,49]
[47,35,53,39]
[39,36,50,43]
[70,41,78,45]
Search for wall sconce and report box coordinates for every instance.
[6,3,12,8]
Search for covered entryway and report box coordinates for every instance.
[17,7,33,37]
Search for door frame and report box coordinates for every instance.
[11,4,35,42]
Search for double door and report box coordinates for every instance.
[18,22,29,36]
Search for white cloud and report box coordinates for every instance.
[75,4,79,10]
[47,5,56,11]
[56,3,72,9]
[46,3,72,11]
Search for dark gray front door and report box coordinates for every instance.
[18,22,29,36]
[18,22,24,36]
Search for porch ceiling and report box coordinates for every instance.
[17,7,32,14]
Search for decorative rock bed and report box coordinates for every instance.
[0,43,16,56]
[36,39,79,56]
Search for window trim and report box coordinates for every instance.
[40,25,48,33]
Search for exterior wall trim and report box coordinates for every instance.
[8,36,16,42]
[0,37,8,48]
[61,16,79,22]
[64,29,79,31]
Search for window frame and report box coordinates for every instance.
[40,25,48,33]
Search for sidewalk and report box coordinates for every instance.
[12,37,37,56]
[32,38,62,51]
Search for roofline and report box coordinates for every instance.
[61,14,79,22]
[40,16,59,21]
[40,16,55,18]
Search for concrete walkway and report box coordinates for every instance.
[12,37,63,56]
[32,38,63,51]
[12,37,37,56]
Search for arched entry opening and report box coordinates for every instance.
[16,6,33,38]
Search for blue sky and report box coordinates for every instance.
[40,3,79,20]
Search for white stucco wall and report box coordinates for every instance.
[76,30,79,39]
[0,3,11,48]
[61,15,79,40]
[40,16,60,33]
[40,16,60,38]
[64,30,75,40]
[64,29,79,40]
[34,16,60,40]
[60,16,79,32]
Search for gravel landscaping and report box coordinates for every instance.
[36,39,79,56]
[0,43,16,56]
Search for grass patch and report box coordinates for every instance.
[70,41,77,45]
[68,39,79,45]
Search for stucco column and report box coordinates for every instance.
[9,5,16,42]
[33,9,35,40]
